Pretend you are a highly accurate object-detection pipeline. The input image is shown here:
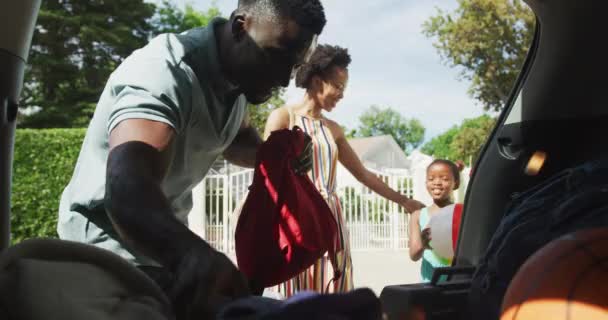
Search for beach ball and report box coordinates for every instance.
[427,203,463,261]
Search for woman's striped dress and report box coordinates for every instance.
[274,109,354,297]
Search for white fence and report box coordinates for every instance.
[188,166,415,253]
[188,168,253,253]
[339,172,413,250]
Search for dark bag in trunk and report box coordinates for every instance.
[468,158,608,319]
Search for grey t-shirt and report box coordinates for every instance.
[57,18,247,265]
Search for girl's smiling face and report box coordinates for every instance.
[426,162,458,202]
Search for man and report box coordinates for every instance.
[57,0,325,317]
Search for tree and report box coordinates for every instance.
[351,106,425,154]
[422,114,496,163]
[451,115,496,163]
[151,1,221,35]
[423,0,535,112]
[19,0,157,128]
[421,126,460,159]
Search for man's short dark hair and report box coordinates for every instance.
[295,44,351,89]
[237,0,326,35]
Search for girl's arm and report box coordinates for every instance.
[408,210,425,261]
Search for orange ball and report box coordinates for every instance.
[501,227,608,319]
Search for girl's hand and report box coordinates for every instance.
[421,227,432,250]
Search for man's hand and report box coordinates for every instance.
[170,246,250,319]
[291,133,313,175]
[223,126,263,169]
[400,198,426,213]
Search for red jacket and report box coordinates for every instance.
[235,127,339,287]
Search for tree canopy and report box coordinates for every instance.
[422,114,496,163]
[350,106,425,154]
[20,0,157,128]
[423,0,535,112]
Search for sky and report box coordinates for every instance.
[153,0,488,141]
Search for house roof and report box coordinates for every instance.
[347,135,410,169]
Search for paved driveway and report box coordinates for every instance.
[352,250,421,295]
[228,249,422,297]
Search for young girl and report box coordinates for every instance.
[409,159,462,282]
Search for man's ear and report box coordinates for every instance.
[231,14,248,40]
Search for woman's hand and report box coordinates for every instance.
[400,197,425,213]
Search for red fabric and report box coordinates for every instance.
[235,127,339,287]
[452,203,464,252]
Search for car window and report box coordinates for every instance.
[504,90,523,125]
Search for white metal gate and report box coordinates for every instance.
[190,168,254,253]
[340,169,413,250]
[189,167,414,253]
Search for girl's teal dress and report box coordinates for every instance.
[418,207,452,282]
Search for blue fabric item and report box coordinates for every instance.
[283,291,318,304]
[468,157,608,320]
[217,288,382,320]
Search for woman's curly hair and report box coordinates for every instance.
[295,44,351,89]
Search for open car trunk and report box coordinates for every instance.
[381,0,608,318]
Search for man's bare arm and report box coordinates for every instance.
[105,119,208,269]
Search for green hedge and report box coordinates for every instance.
[11,129,85,243]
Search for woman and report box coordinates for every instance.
[264,44,425,296]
